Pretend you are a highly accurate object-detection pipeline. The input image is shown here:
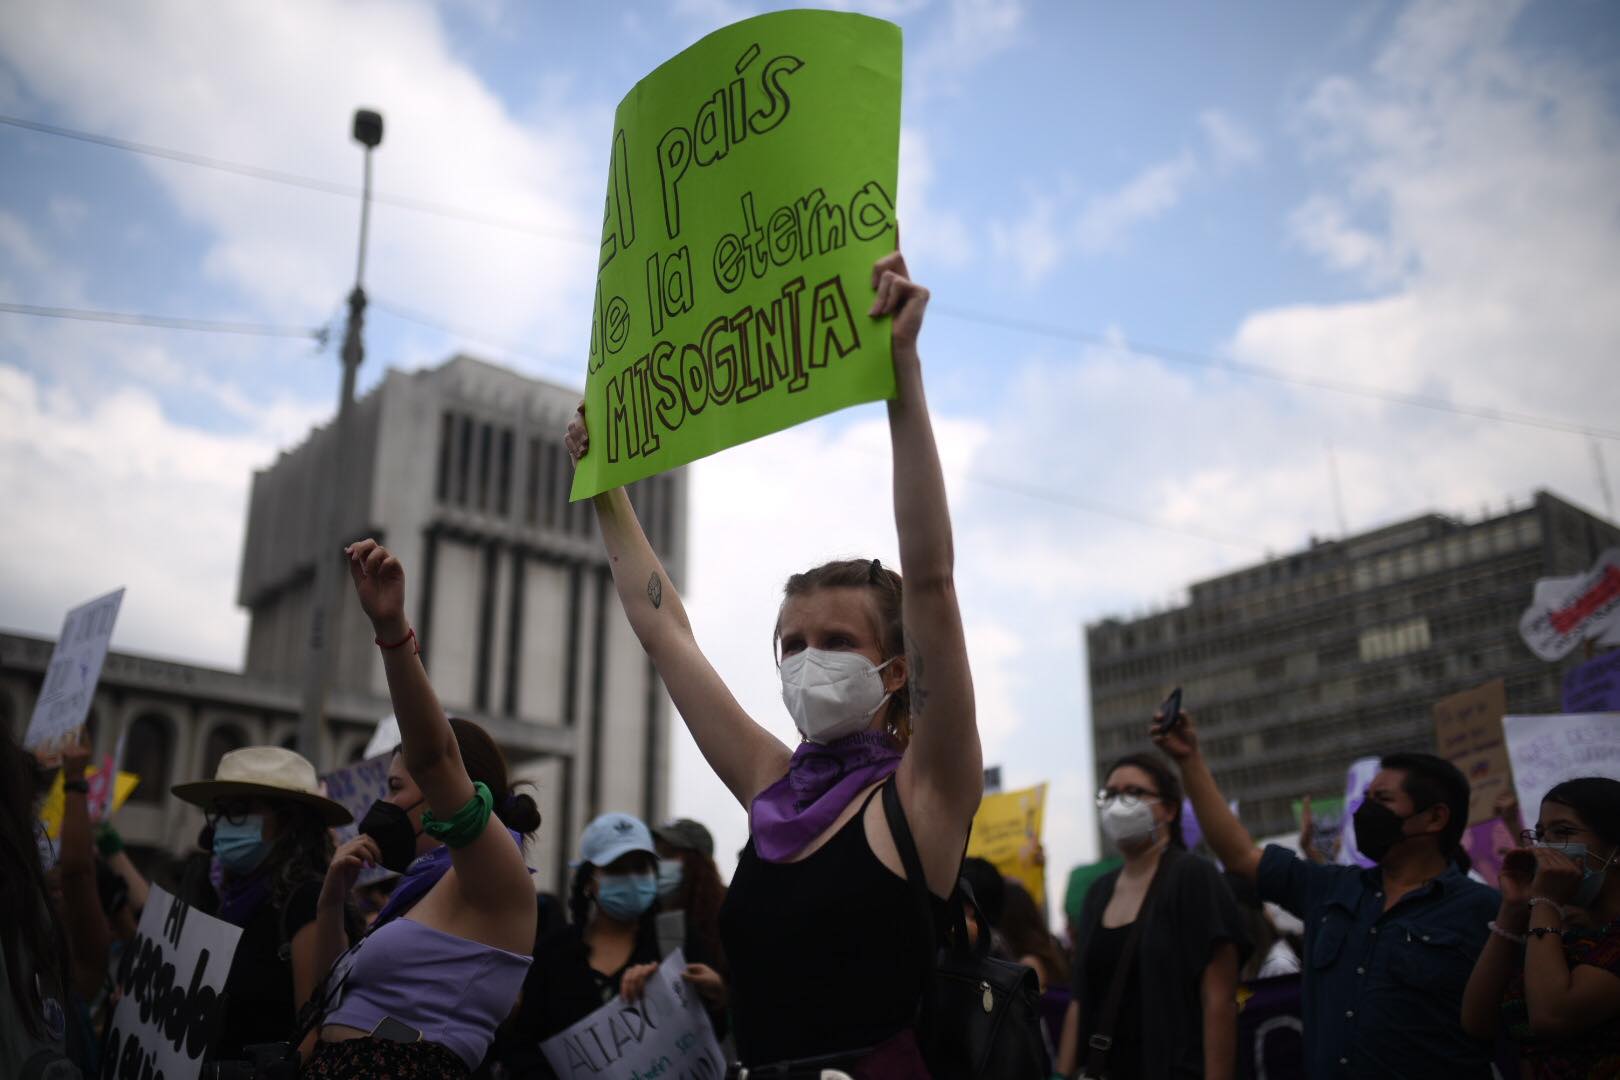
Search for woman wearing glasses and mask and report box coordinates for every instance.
[1055,751,1248,1080]
[172,746,355,1062]
[1462,776,1620,1078]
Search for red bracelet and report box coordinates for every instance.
[375,626,419,654]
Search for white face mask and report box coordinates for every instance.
[780,647,895,744]
[1099,796,1160,848]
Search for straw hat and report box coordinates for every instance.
[172,746,353,826]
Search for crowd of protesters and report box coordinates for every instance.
[4,253,1619,1079]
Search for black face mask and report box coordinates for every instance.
[1352,799,1416,863]
[358,798,424,874]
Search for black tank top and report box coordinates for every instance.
[719,787,944,1065]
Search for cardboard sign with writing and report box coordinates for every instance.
[103,885,243,1080]
[571,10,902,499]
[321,753,397,886]
[540,948,726,1079]
[24,587,124,750]
[1504,713,1620,824]
[1432,678,1512,825]
[968,782,1046,906]
[1564,648,1620,713]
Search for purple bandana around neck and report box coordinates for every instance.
[750,732,903,863]
[217,869,273,928]
[371,828,526,927]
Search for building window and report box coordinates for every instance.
[436,411,455,503]
[496,428,514,518]
[524,437,541,526]
[124,715,174,805]
[476,423,494,511]
[200,723,247,779]
[456,415,474,506]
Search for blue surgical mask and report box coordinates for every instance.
[1539,842,1615,909]
[596,871,658,921]
[656,858,685,901]
[213,816,271,874]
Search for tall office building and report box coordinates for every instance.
[0,355,684,889]
[1086,491,1618,840]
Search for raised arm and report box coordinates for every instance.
[344,541,534,937]
[875,253,983,888]
[567,420,791,808]
[1154,712,1262,880]
[56,734,112,999]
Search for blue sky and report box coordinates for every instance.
[4,0,1618,893]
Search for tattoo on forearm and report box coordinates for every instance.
[906,631,928,718]
[647,572,663,609]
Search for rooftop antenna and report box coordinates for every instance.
[1594,439,1616,520]
[1327,441,1349,537]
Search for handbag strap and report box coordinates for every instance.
[1083,853,1170,1078]
[881,776,978,959]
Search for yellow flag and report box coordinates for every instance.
[967,782,1047,909]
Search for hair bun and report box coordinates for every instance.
[498,790,543,835]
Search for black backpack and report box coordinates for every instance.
[881,778,1050,1080]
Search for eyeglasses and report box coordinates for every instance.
[206,799,254,827]
[1097,786,1159,810]
[1519,825,1586,847]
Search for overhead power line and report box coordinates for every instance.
[0,113,594,245]
[0,301,328,342]
[933,304,1620,443]
[6,113,1616,443]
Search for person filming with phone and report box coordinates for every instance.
[1461,776,1620,1077]
[1153,703,1499,1079]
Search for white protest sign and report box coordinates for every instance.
[24,587,124,750]
[321,753,396,886]
[1518,548,1620,661]
[1504,713,1620,822]
[104,884,244,1080]
[540,948,725,1079]
[363,714,401,759]
[1335,756,1382,868]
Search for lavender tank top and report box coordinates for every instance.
[323,917,531,1068]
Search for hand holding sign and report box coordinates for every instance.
[570,10,903,500]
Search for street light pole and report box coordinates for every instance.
[297,109,383,770]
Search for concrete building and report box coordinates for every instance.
[1086,490,1620,841]
[0,355,686,890]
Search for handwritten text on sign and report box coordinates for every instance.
[102,885,243,1080]
[571,10,902,499]
[540,948,725,1079]
[1504,713,1620,822]
[321,753,397,886]
[25,587,124,750]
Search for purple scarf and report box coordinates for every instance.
[217,869,273,928]
[750,732,903,862]
[372,828,525,927]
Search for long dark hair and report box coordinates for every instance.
[1543,777,1620,848]
[1104,751,1186,849]
[776,558,910,744]
[667,847,729,977]
[262,801,332,913]
[999,880,1069,987]
[0,724,70,1038]
[447,717,543,835]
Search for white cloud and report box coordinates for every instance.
[0,363,278,666]
[906,0,1025,102]
[1244,0,1620,423]
[0,1,601,366]
[991,108,1262,279]
[899,127,974,270]
[1074,152,1199,255]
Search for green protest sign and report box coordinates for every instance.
[570,9,902,500]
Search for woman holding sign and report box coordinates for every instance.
[299,541,540,1079]
[567,252,979,1075]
